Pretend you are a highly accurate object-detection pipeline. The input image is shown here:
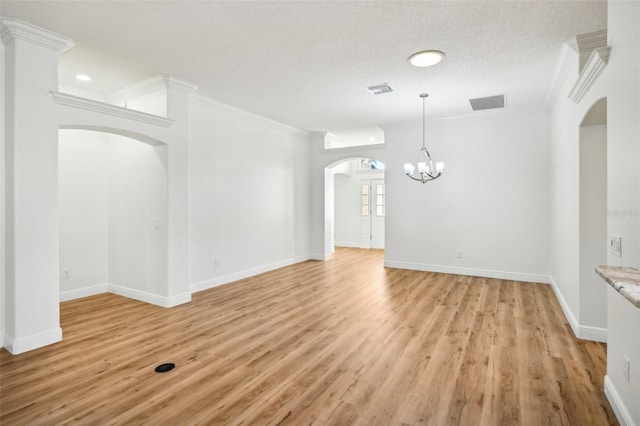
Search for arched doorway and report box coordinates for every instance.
[579,97,607,332]
[58,128,169,304]
[327,157,386,252]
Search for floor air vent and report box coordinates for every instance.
[469,94,505,111]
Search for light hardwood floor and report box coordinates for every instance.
[1,248,617,425]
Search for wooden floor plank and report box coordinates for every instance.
[0,248,617,425]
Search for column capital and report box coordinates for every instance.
[162,75,199,93]
[0,17,74,53]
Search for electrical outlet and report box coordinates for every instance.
[609,235,622,257]
[63,269,70,279]
[213,258,220,267]
[457,250,462,259]
[623,355,630,382]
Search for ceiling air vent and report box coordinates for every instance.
[469,94,505,111]
[367,83,393,95]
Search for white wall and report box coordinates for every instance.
[58,130,169,302]
[108,134,168,297]
[606,286,640,425]
[383,111,550,282]
[188,97,311,292]
[550,2,639,330]
[58,130,109,300]
[334,172,361,247]
[0,40,5,342]
[579,124,607,329]
[549,1,640,422]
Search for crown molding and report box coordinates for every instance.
[381,105,547,132]
[106,74,198,105]
[50,91,175,127]
[576,29,607,55]
[106,75,167,105]
[545,40,578,107]
[190,93,308,137]
[163,75,199,93]
[568,47,610,104]
[0,17,74,53]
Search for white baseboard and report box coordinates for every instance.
[334,241,360,248]
[383,260,551,284]
[191,254,313,294]
[549,276,607,343]
[3,327,62,355]
[166,292,192,307]
[59,283,109,302]
[604,375,636,426]
[308,252,331,261]
[108,283,191,308]
[59,283,190,308]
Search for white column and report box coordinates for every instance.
[1,18,74,354]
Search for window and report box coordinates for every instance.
[361,184,369,216]
[376,183,385,216]
[358,159,386,171]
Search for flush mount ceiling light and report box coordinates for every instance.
[404,93,444,183]
[408,50,445,67]
[75,74,91,82]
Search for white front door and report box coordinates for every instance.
[371,179,385,249]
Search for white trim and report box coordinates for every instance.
[568,47,610,103]
[334,241,360,248]
[190,93,308,137]
[190,255,313,294]
[3,327,62,355]
[59,283,190,308]
[545,40,578,107]
[323,143,386,154]
[577,324,608,342]
[163,75,199,93]
[576,29,607,55]
[549,275,581,337]
[108,283,190,308]
[165,292,192,308]
[380,106,549,132]
[106,75,167,104]
[384,260,551,284]
[549,276,608,342]
[106,74,198,105]
[0,17,74,52]
[59,283,109,302]
[50,91,175,127]
[309,252,332,261]
[604,375,636,426]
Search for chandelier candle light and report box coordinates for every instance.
[404,93,445,183]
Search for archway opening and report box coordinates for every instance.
[58,128,168,303]
[327,157,386,253]
[579,97,607,332]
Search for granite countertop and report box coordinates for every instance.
[595,265,640,309]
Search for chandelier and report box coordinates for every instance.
[404,93,444,183]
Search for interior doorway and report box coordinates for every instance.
[331,158,385,251]
[579,97,607,332]
[58,129,168,303]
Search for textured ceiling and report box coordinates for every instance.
[2,1,606,131]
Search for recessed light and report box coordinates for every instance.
[75,74,91,82]
[408,50,445,67]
